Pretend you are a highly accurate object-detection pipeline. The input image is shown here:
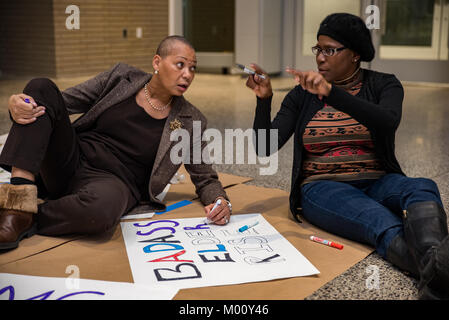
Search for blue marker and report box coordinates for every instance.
[238,220,259,233]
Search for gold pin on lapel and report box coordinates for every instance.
[169,118,183,130]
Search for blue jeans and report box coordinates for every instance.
[300,173,443,258]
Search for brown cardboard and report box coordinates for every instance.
[0,235,82,267]
[0,183,374,300]
[0,228,133,283]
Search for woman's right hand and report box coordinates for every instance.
[8,94,46,125]
[245,63,273,99]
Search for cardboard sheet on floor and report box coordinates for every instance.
[0,227,134,283]
[173,184,374,299]
[0,183,374,299]
[0,235,83,267]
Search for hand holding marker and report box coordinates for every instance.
[204,199,222,224]
[236,64,266,80]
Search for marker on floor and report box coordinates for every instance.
[310,235,344,250]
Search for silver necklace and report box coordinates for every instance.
[334,67,361,85]
[144,83,172,111]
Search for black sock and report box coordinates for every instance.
[10,177,35,186]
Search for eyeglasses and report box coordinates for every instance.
[311,46,346,57]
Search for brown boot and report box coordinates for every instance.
[0,184,38,250]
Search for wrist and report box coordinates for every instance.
[256,92,273,100]
[257,85,273,99]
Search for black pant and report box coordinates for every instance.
[0,78,137,236]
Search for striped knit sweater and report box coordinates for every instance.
[301,76,386,185]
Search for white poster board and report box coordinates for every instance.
[0,273,178,300]
[121,214,319,290]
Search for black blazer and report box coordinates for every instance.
[253,69,405,222]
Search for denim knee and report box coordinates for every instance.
[403,177,442,208]
[411,177,439,192]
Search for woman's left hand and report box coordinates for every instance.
[204,197,232,225]
[286,67,332,99]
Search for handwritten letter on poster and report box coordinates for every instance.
[121,214,319,289]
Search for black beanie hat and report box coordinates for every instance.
[317,13,375,62]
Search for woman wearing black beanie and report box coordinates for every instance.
[246,12,449,300]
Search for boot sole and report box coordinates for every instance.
[0,223,37,250]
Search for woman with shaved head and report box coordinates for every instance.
[0,35,231,250]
